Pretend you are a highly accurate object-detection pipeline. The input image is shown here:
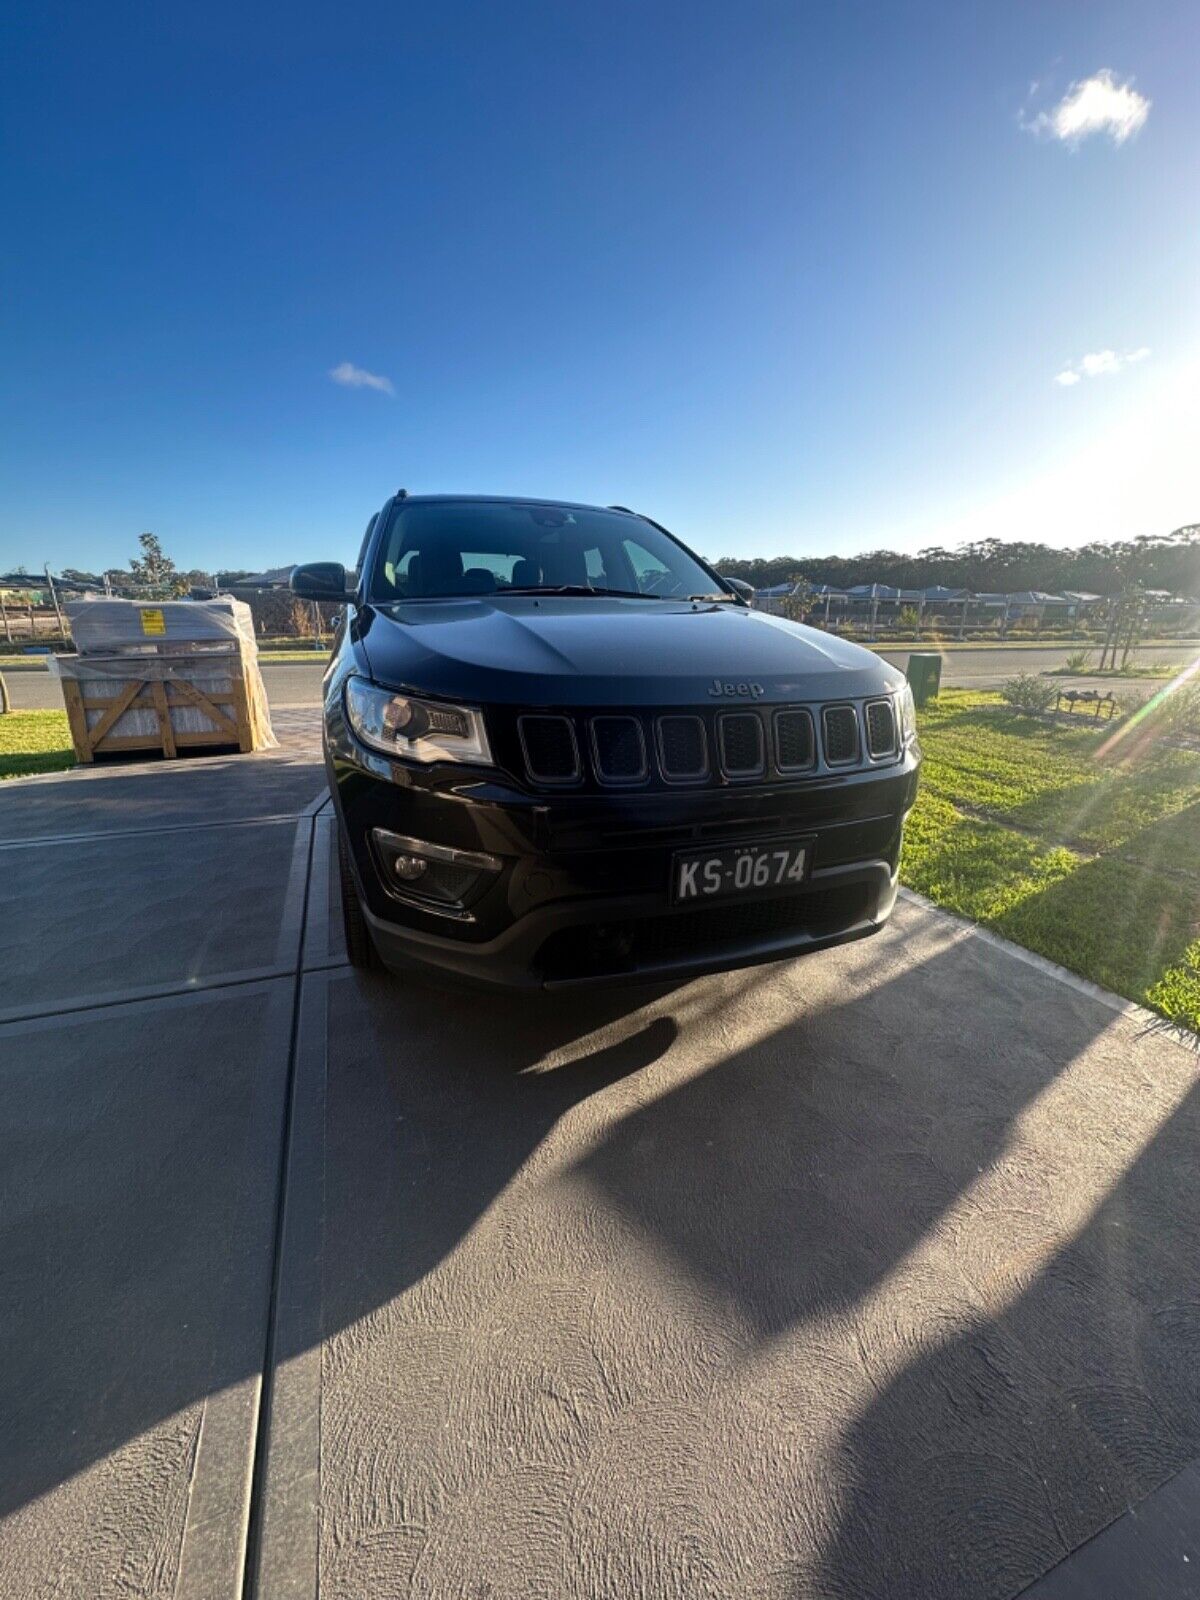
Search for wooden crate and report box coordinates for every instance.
[58,647,273,763]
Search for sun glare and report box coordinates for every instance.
[1096,651,1200,761]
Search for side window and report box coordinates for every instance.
[584,546,606,582]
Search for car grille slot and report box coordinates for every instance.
[865,699,897,758]
[518,715,580,784]
[656,715,708,781]
[591,716,648,784]
[774,709,815,771]
[822,705,860,765]
[718,713,765,778]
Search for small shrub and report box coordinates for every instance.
[1000,673,1057,715]
[1064,649,1093,673]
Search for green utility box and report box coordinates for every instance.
[906,652,942,707]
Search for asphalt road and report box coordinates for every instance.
[4,641,1196,711]
[3,728,1200,1599]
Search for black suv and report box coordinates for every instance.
[293,494,920,989]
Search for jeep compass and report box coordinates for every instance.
[292,494,920,988]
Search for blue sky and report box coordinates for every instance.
[1,1,1196,574]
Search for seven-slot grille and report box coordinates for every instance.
[591,716,648,784]
[518,715,580,784]
[821,705,860,765]
[865,698,897,758]
[516,699,900,786]
[717,713,766,779]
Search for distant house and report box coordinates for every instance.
[973,590,1069,620]
[0,578,48,604]
[751,581,1117,628]
[221,565,295,590]
[1061,591,1103,614]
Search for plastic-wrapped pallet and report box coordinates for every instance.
[53,597,276,762]
[65,596,258,655]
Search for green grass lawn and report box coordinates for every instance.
[903,690,1200,1032]
[0,710,74,779]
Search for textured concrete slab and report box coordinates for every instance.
[0,749,324,843]
[0,818,308,1019]
[1022,1458,1200,1598]
[272,901,1200,1600]
[0,981,293,1600]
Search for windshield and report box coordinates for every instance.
[370,500,728,602]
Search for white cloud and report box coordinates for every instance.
[1023,69,1150,147]
[1054,347,1151,386]
[1080,349,1121,377]
[329,360,394,396]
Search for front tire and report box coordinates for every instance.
[337,825,380,970]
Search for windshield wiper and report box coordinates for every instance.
[687,592,741,604]
[502,585,660,600]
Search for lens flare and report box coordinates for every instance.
[1095,652,1200,762]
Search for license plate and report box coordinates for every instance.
[671,837,813,905]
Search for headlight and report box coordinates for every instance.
[344,678,493,766]
[897,683,917,744]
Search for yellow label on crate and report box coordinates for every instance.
[140,608,166,636]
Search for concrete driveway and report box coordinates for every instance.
[2,717,1198,1599]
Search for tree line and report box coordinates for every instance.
[712,527,1199,597]
[44,523,1200,602]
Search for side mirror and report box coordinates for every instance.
[290,562,352,602]
[726,578,755,603]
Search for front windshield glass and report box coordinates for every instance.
[370,500,726,602]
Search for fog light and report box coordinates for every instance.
[370,828,503,915]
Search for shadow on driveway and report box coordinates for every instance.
[308,909,1200,1597]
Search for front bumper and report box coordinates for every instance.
[328,700,919,990]
[359,857,898,990]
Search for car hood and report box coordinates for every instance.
[356,597,901,707]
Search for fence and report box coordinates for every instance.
[751,590,1200,645]
[1,579,339,651]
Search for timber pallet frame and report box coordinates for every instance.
[60,649,263,763]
